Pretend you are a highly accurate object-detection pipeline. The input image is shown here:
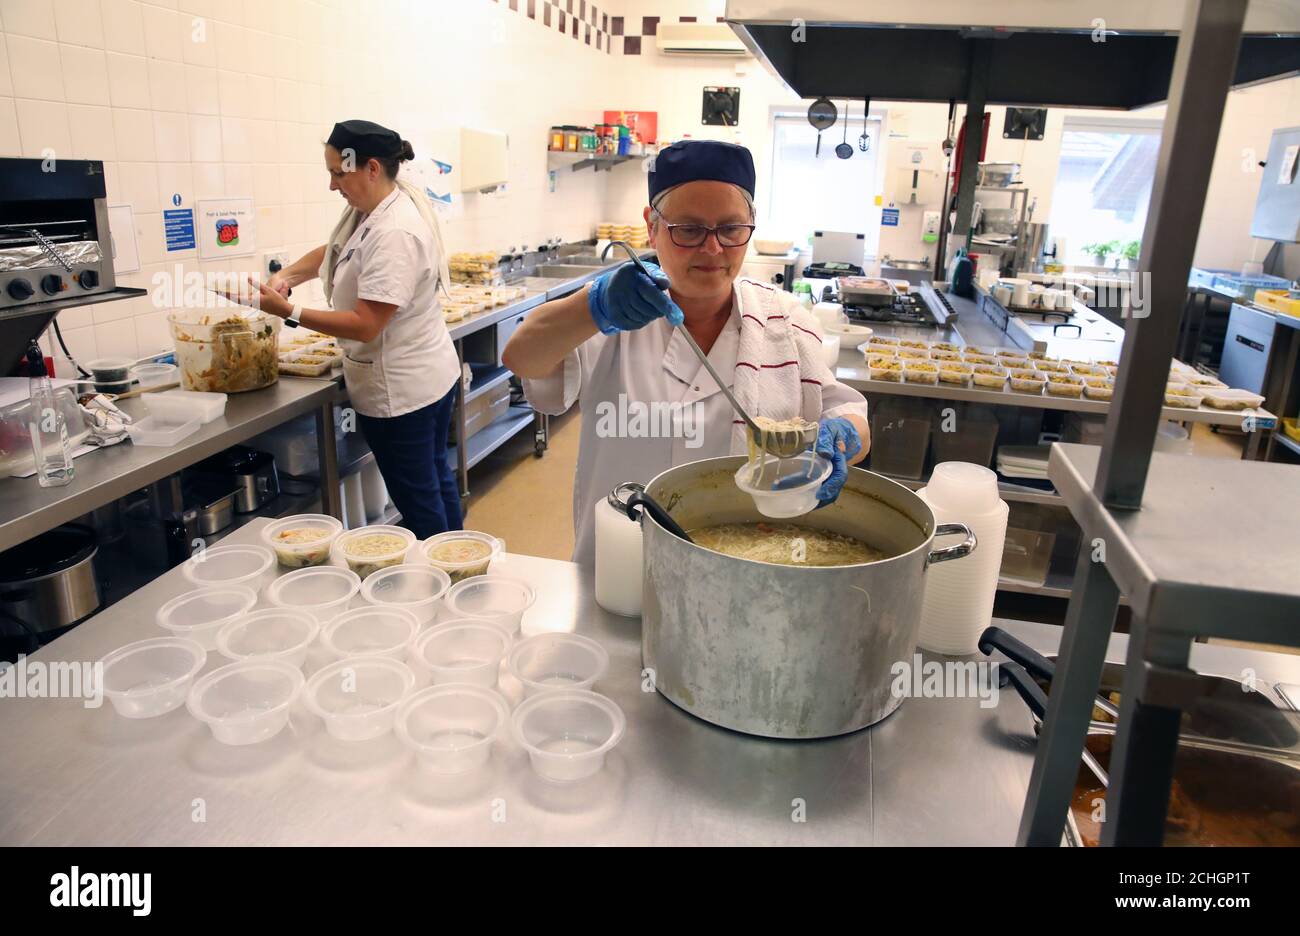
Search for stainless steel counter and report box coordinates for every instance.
[3,517,1297,846]
[0,377,339,553]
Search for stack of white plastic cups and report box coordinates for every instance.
[916,462,1009,655]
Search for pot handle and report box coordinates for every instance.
[978,625,1057,684]
[926,522,976,565]
[999,661,1048,720]
[623,490,694,544]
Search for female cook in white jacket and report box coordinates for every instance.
[503,140,871,567]
[234,119,463,537]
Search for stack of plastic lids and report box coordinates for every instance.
[916,462,1009,655]
[995,444,1051,480]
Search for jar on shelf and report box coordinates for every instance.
[565,127,581,152]
[548,126,566,152]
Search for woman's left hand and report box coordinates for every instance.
[210,276,293,319]
[815,416,863,508]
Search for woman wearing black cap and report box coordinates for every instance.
[504,139,871,567]
[228,119,463,537]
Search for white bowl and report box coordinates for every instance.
[511,690,626,783]
[182,544,275,592]
[265,566,361,623]
[443,575,537,637]
[753,238,795,256]
[304,656,417,741]
[359,563,451,626]
[155,585,258,650]
[734,452,833,519]
[216,608,319,668]
[100,637,207,718]
[508,632,609,697]
[395,684,511,774]
[320,606,420,661]
[413,621,511,688]
[186,659,304,745]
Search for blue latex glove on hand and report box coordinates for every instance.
[588,260,684,335]
[815,416,863,508]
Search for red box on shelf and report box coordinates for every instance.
[604,111,658,143]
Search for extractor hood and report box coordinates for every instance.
[725,0,1300,109]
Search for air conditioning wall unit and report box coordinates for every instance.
[656,22,748,57]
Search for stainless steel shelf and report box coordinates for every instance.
[1275,430,1300,459]
[465,367,512,404]
[202,484,321,549]
[1047,442,1300,643]
[997,574,1073,599]
[448,406,536,473]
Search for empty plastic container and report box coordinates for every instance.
[155,585,258,650]
[186,659,304,745]
[394,684,511,774]
[148,389,227,424]
[360,563,451,625]
[444,575,537,637]
[265,566,360,623]
[216,608,319,668]
[508,632,610,697]
[261,514,342,569]
[128,412,202,447]
[304,656,416,741]
[511,689,626,783]
[1000,527,1056,587]
[100,636,207,718]
[130,362,177,387]
[734,451,831,519]
[182,544,276,592]
[320,605,420,661]
[413,621,511,688]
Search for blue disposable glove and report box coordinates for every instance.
[815,416,863,508]
[588,260,684,335]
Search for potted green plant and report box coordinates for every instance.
[1083,241,1116,267]
[1120,240,1141,270]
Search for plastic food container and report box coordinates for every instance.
[156,585,258,650]
[1201,388,1265,410]
[86,357,133,389]
[337,525,416,579]
[904,362,939,385]
[262,514,343,568]
[422,530,503,583]
[930,349,962,362]
[127,412,202,447]
[971,365,1007,389]
[144,389,228,426]
[511,690,626,783]
[998,357,1030,371]
[864,343,897,358]
[938,365,974,387]
[304,656,416,741]
[130,362,177,387]
[100,637,207,718]
[444,575,538,637]
[321,606,420,661]
[186,659,304,745]
[182,544,275,591]
[1164,389,1204,409]
[896,348,929,361]
[1032,360,1069,374]
[168,309,280,394]
[1070,364,1107,378]
[265,566,361,623]
[1009,370,1046,394]
[930,342,959,353]
[413,621,511,687]
[868,358,903,382]
[733,452,832,519]
[823,322,874,341]
[1046,375,1085,398]
[508,632,610,697]
[395,684,511,774]
[1083,379,1114,401]
[360,563,450,625]
[216,608,319,667]
[867,335,900,346]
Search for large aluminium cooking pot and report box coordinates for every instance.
[625,456,976,740]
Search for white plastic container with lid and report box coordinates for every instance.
[395,684,511,775]
[336,524,415,579]
[412,621,511,688]
[304,656,416,741]
[734,452,832,519]
[421,530,503,583]
[511,689,626,783]
[320,605,420,661]
[265,565,361,623]
[182,544,275,592]
[261,514,343,569]
[508,632,609,697]
[99,637,207,718]
[146,389,228,425]
[443,575,537,637]
[594,486,642,617]
[359,563,450,625]
[216,608,319,668]
[156,585,258,650]
[186,659,304,745]
[127,412,202,447]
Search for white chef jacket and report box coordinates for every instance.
[522,279,870,567]
[331,187,459,419]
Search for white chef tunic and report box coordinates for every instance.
[522,279,870,567]
[330,187,460,419]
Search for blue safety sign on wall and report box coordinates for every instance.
[882,208,900,227]
[164,208,195,251]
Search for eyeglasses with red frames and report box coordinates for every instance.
[655,218,757,248]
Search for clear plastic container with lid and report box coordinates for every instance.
[359,563,450,625]
[155,585,258,649]
[265,565,361,623]
[168,309,280,394]
[262,514,342,568]
[511,689,626,783]
[412,621,511,688]
[186,659,304,745]
[734,451,832,519]
[100,637,207,718]
[421,530,503,583]
[216,608,319,668]
[395,684,511,775]
[336,525,415,579]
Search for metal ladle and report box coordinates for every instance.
[601,241,818,458]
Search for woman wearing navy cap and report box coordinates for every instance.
[225,119,463,538]
[504,139,871,567]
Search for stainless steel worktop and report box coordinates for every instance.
[0,377,338,553]
[3,517,1297,846]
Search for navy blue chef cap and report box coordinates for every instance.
[648,140,756,204]
[327,119,405,161]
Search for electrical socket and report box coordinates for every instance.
[260,251,288,279]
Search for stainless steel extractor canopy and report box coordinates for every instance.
[725,0,1300,109]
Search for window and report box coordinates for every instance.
[766,113,882,259]
[1048,117,1162,266]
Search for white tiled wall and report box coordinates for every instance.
[2,0,630,374]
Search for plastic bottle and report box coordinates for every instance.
[25,343,74,487]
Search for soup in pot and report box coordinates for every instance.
[688,521,889,567]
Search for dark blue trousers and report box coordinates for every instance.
[356,383,463,539]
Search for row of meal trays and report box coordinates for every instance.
[442,284,528,322]
[278,331,342,377]
[861,338,1264,409]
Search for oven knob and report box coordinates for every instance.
[7,278,34,301]
[40,274,64,296]
[78,269,99,289]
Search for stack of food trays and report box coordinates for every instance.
[278,335,341,377]
[450,252,503,285]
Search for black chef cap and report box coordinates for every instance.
[327,119,406,162]
[648,140,756,204]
